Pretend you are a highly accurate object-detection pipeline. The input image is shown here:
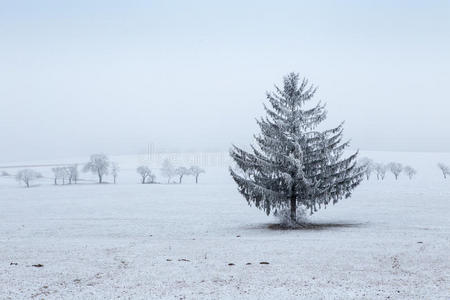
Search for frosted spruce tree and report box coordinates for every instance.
[230,73,363,225]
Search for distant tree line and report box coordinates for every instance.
[137,158,205,184]
[3,154,205,188]
[358,158,450,180]
[358,158,417,180]
[52,165,79,185]
[4,154,447,189]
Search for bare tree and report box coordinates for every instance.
[175,167,191,184]
[66,165,78,184]
[388,162,403,180]
[52,166,78,185]
[111,162,119,184]
[403,166,417,179]
[359,157,374,180]
[83,154,110,183]
[161,159,176,184]
[437,163,450,179]
[137,166,153,184]
[148,173,156,183]
[374,163,387,180]
[189,166,205,184]
[16,169,42,188]
[52,167,63,185]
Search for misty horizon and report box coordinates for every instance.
[1,0,449,163]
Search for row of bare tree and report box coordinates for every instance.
[6,154,118,188]
[4,154,205,188]
[137,159,205,184]
[358,158,416,180]
[51,165,79,185]
[359,158,450,180]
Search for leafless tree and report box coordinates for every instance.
[374,163,387,180]
[52,167,66,185]
[359,157,374,180]
[189,166,205,184]
[437,163,450,179]
[16,169,42,188]
[175,167,191,184]
[388,162,403,180]
[148,173,156,183]
[66,165,78,184]
[161,159,176,183]
[83,154,110,183]
[111,162,119,184]
[137,166,153,184]
[403,166,417,179]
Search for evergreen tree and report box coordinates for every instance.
[230,73,363,223]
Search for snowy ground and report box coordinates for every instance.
[0,151,449,299]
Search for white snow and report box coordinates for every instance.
[0,151,449,299]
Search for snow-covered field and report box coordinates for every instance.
[1,151,449,299]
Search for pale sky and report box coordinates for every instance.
[1,0,449,162]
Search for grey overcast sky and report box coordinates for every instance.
[1,0,449,162]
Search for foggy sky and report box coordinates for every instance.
[1,0,449,162]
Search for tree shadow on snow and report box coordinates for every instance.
[266,221,367,231]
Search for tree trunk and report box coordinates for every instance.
[195,175,198,184]
[142,177,145,184]
[179,175,183,184]
[99,174,102,183]
[290,196,296,223]
[54,178,57,185]
[25,180,29,188]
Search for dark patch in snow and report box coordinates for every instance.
[259,262,269,265]
[32,264,44,267]
[267,222,365,231]
[391,256,400,270]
